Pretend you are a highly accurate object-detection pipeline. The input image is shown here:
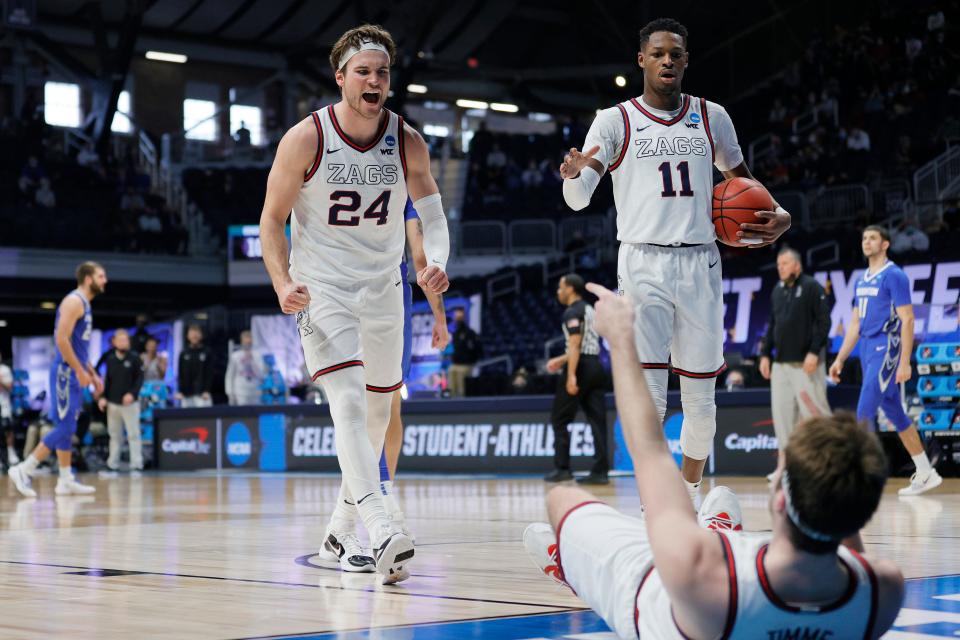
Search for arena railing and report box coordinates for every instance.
[769,190,808,229]
[559,215,611,250]
[458,221,508,255]
[809,184,870,229]
[472,355,514,377]
[913,145,960,227]
[486,270,520,303]
[508,219,557,254]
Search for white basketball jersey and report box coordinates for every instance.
[586,94,743,245]
[636,532,879,639]
[290,106,408,284]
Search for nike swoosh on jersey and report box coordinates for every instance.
[326,147,340,154]
[709,260,719,269]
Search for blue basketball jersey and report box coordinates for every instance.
[53,290,92,366]
[855,261,911,339]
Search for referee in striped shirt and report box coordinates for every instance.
[545,274,609,485]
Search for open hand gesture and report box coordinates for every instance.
[559,146,600,180]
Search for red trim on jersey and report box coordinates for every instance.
[641,362,670,370]
[304,111,324,181]
[554,500,603,596]
[366,381,403,393]
[718,532,738,640]
[700,97,715,164]
[327,104,390,152]
[756,544,858,613]
[672,363,728,379]
[633,565,656,637]
[608,104,631,172]
[849,549,879,640]
[398,115,408,178]
[630,94,691,126]
[311,359,364,381]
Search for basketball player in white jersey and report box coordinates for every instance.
[259,24,449,584]
[525,283,904,639]
[561,18,791,504]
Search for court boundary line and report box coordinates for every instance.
[0,559,581,610]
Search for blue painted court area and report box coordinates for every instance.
[256,574,960,639]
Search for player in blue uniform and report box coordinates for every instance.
[9,262,107,497]
[829,226,942,496]
[378,198,448,535]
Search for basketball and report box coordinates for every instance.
[712,177,776,247]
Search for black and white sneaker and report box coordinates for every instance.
[317,530,375,573]
[373,528,414,585]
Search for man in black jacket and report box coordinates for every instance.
[448,309,481,397]
[96,330,144,471]
[177,325,214,408]
[759,248,832,474]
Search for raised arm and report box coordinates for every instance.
[260,117,316,314]
[561,107,623,211]
[404,123,449,295]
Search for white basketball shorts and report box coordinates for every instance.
[617,242,726,379]
[556,501,653,639]
[295,268,404,392]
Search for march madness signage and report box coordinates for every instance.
[285,412,616,473]
[722,260,960,355]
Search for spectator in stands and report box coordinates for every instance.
[486,143,507,176]
[131,314,151,354]
[846,127,871,152]
[521,160,543,189]
[96,330,144,473]
[177,324,214,407]
[120,186,145,214]
[511,367,529,393]
[141,336,167,381]
[471,121,493,161]
[760,248,832,476]
[449,308,481,397]
[724,369,746,391]
[0,349,17,467]
[234,121,251,147]
[138,206,164,251]
[34,177,56,209]
[76,143,100,170]
[18,155,46,200]
[225,330,266,406]
[891,216,930,254]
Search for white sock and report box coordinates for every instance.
[329,480,357,533]
[22,454,40,475]
[911,452,932,477]
[684,479,701,504]
[59,466,73,481]
[321,368,390,539]
[380,479,393,496]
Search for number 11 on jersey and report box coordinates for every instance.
[658,161,694,198]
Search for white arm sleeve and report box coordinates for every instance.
[413,193,449,271]
[562,165,601,211]
[562,106,623,210]
[705,101,745,172]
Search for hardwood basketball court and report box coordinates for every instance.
[1,473,958,639]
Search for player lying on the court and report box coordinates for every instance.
[524,282,903,640]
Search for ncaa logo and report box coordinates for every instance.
[385,135,396,147]
[689,113,701,124]
[226,422,252,466]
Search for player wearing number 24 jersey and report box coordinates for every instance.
[259,24,450,584]
[560,18,791,506]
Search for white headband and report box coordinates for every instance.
[338,41,390,71]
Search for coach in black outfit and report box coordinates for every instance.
[96,329,144,471]
[544,274,609,484]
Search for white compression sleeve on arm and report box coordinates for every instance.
[562,165,601,211]
[413,193,449,271]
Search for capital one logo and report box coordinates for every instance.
[162,427,212,455]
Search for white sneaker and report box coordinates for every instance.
[8,464,36,498]
[7,450,20,466]
[55,477,96,495]
[899,469,943,496]
[388,510,416,543]
[522,522,567,586]
[697,486,743,531]
[766,471,777,485]
[372,526,414,585]
[98,469,119,479]
[316,529,375,573]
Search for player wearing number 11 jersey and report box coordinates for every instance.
[560,18,791,505]
[259,24,450,584]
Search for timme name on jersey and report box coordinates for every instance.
[290,106,408,284]
[585,94,743,245]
